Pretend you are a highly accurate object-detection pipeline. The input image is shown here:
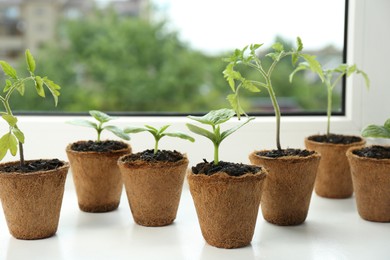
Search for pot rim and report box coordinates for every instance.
[305,134,366,147]
[347,145,390,163]
[118,151,188,169]
[250,149,321,162]
[0,159,69,177]
[66,140,131,155]
[187,165,267,181]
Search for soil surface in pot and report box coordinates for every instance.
[309,134,362,144]
[71,140,127,152]
[257,149,315,158]
[192,160,261,177]
[353,145,390,159]
[0,159,64,173]
[122,149,183,163]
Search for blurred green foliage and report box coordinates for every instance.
[5,9,341,114]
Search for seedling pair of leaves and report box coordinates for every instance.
[186,108,254,165]
[67,110,130,142]
[362,119,390,139]
[0,50,61,165]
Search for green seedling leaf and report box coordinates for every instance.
[272,42,284,52]
[186,123,215,142]
[42,77,61,106]
[300,54,324,82]
[104,125,130,141]
[67,119,98,129]
[3,80,12,93]
[289,63,310,83]
[347,64,357,76]
[188,108,235,126]
[220,117,255,141]
[25,49,36,73]
[164,132,195,142]
[2,114,17,127]
[124,126,149,134]
[89,110,114,123]
[145,125,158,132]
[362,119,390,139]
[242,79,260,93]
[11,128,24,143]
[0,133,18,157]
[157,124,170,135]
[35,76,45,97]
[227,94,245,120]
[15,81,25,96]
[0,61,17,79]
[357,69,370,89]
[296,37,303,52]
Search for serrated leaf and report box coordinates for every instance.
[25,49,36,73]
[347,64,357,76]
[3,79,12,93]
[15,81,25,96]
[164,132,195,142]
[266,52,279,61]
[220,117,255,141]
[223,63,240,91]
[2,114,17,127]
[272,42,284,52]
[12,128,24,143]
[291,53,299,66]
[124,126,149,134]
[186,123,215,142]
[188,109,235,126]
[357,69,370,89]
[0,61,17,79]
[227,94,245,120]
[43,78,61,106]
[0,133,18,158]
[300,54,324,82]
[104,125,130,141]
[334,64,348,73]
[296,37,303,52]
[362,124,390,139]
[89,110,113,123]
[242,80,260,92]
[67,119,98,129]
[35,76,45,97]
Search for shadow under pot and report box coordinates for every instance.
[187,161,267,249]
[347,145,390,222]
[249,149,320,226]
[0,159,69,240]
[305,134,365,198]
[66,140,131,212]
[117,150,188,227]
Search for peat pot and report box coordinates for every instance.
[250,150,320,226]
[305,135,365,198]
[118,152,188,227]
[188,167,267,249]
[66,141,131,212]
[347,146,390,222]
[0,160,69,240]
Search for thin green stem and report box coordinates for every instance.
[326,86,333,137]
[19,142,24,167]
[213,143,219,165]
[154,138,159,155]
[267,82,282,150]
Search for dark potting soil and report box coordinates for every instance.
[309,134,362,144]
[257,149,315,158]
[192,160,261,177]
[123,149,183,163]
[0,159,64,173]
[71,140,128,152]
[353,145,390,159]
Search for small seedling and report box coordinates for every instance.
[124,124,194,154]
[362,119,390,139]
[68,110,130,141]
[223,37,323,150]
[0,50,61,166]
[290,63,370,137]
[186,108,254,165]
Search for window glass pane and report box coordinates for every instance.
[0,0,346,114]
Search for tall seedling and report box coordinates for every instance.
[0,50,61,166]
[290,63,370,136]
[223,37,324,150]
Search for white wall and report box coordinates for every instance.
[1,0,389,166]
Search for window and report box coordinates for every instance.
[0,0,346,115]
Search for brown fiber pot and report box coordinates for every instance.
[305,135,365,198]
[347,146,390,222]
[66,141,131,212]
[118,153,188,227]
[0,160,69,240]
[249,151,320,226]
[187,169,267,249]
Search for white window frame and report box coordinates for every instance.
[1,0,389,165]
